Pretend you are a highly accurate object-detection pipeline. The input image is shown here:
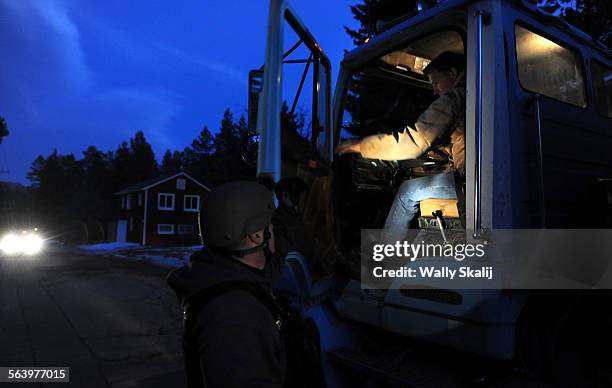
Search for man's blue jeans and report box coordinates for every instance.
[383,171,457,241]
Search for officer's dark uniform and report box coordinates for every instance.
[167,182,286,388]
[167,247,286,387]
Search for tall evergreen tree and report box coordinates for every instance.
[27,150,83,222]
[112,141,132,190]
[192,126,215,155]
[213,109,239,183]
[161,149,183,175]
[0,116,8,144]
[27,155,46,188]
[280,101,306,139]
[546,0,611,47]
[82,146,113,190]
[345,1,439,46]
[129,131,159,182]
[79,146,114,220]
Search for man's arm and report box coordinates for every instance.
[337,91,460,160]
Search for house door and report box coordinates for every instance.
[116,220,127,243]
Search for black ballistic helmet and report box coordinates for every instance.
[200,181,275,248]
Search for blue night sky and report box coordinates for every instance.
[0,0,359,184]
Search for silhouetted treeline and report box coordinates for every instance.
[18,105,305,233]
[21,109,260,229]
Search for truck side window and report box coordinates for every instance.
[592,61,612,118]
[515,24,587,108]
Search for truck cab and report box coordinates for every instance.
[254,0,612,385]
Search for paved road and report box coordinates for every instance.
[0,244,186,387]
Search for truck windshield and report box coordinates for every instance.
[340,29,465,140]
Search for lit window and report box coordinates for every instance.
[177,179,186,190]
[515,24,586,107]
[184,195,200,212]
[592,60,612,118]
[158,193,175,210]
[157,224,175,235]
[178,224,196,235]
[126,194,132,210]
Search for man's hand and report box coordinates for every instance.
[335,139,362,155]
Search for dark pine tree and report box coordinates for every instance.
[0,116,9,144]
[111,141,133,190]
[345,1,439,46]
[548,0,611,47]
[129,131,159,182]
[161,149,183,175]
[233,114,257,181]
[213,109,240,184]
[79,146,114,220]
[182,126,215,185]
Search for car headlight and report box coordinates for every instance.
[23,234,44,255]
[1,234,22,255]
[0,233,44,255]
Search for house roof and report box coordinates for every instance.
[115,172,211,195]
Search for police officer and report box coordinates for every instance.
[167,181,286,388]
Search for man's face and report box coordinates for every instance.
[428,68,457,96]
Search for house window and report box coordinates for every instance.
[184,195,200,212]
[126,194,132,210]
[515,24,586,107]
[138,192,143,206]
[129,216,134,232]
[157,224,175,235]
[121,196,125,209]
[158,193,175,210]
[177,178,186,190]
[178,224,196,235]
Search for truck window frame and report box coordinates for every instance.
[334,26,467,147]
[590,58,612,119]
[513,21,589,110]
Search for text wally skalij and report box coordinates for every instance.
[372,266,494,280]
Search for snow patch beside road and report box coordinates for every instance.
[78,242,141,251]
[78,243,203,268]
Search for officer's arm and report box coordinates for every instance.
[193,292,284,388]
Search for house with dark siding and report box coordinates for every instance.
[115,172,210,246]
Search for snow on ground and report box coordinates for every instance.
[78,242,141,251]
[78,242,204,268]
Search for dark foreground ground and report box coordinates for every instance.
[0,243,186,387]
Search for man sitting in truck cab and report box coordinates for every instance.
[335,51,465,240]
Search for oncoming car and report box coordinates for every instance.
[0,228,44,256]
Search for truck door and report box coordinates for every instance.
[256,0,333,184]
[254,0,337,277]
[508,19,611,227]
